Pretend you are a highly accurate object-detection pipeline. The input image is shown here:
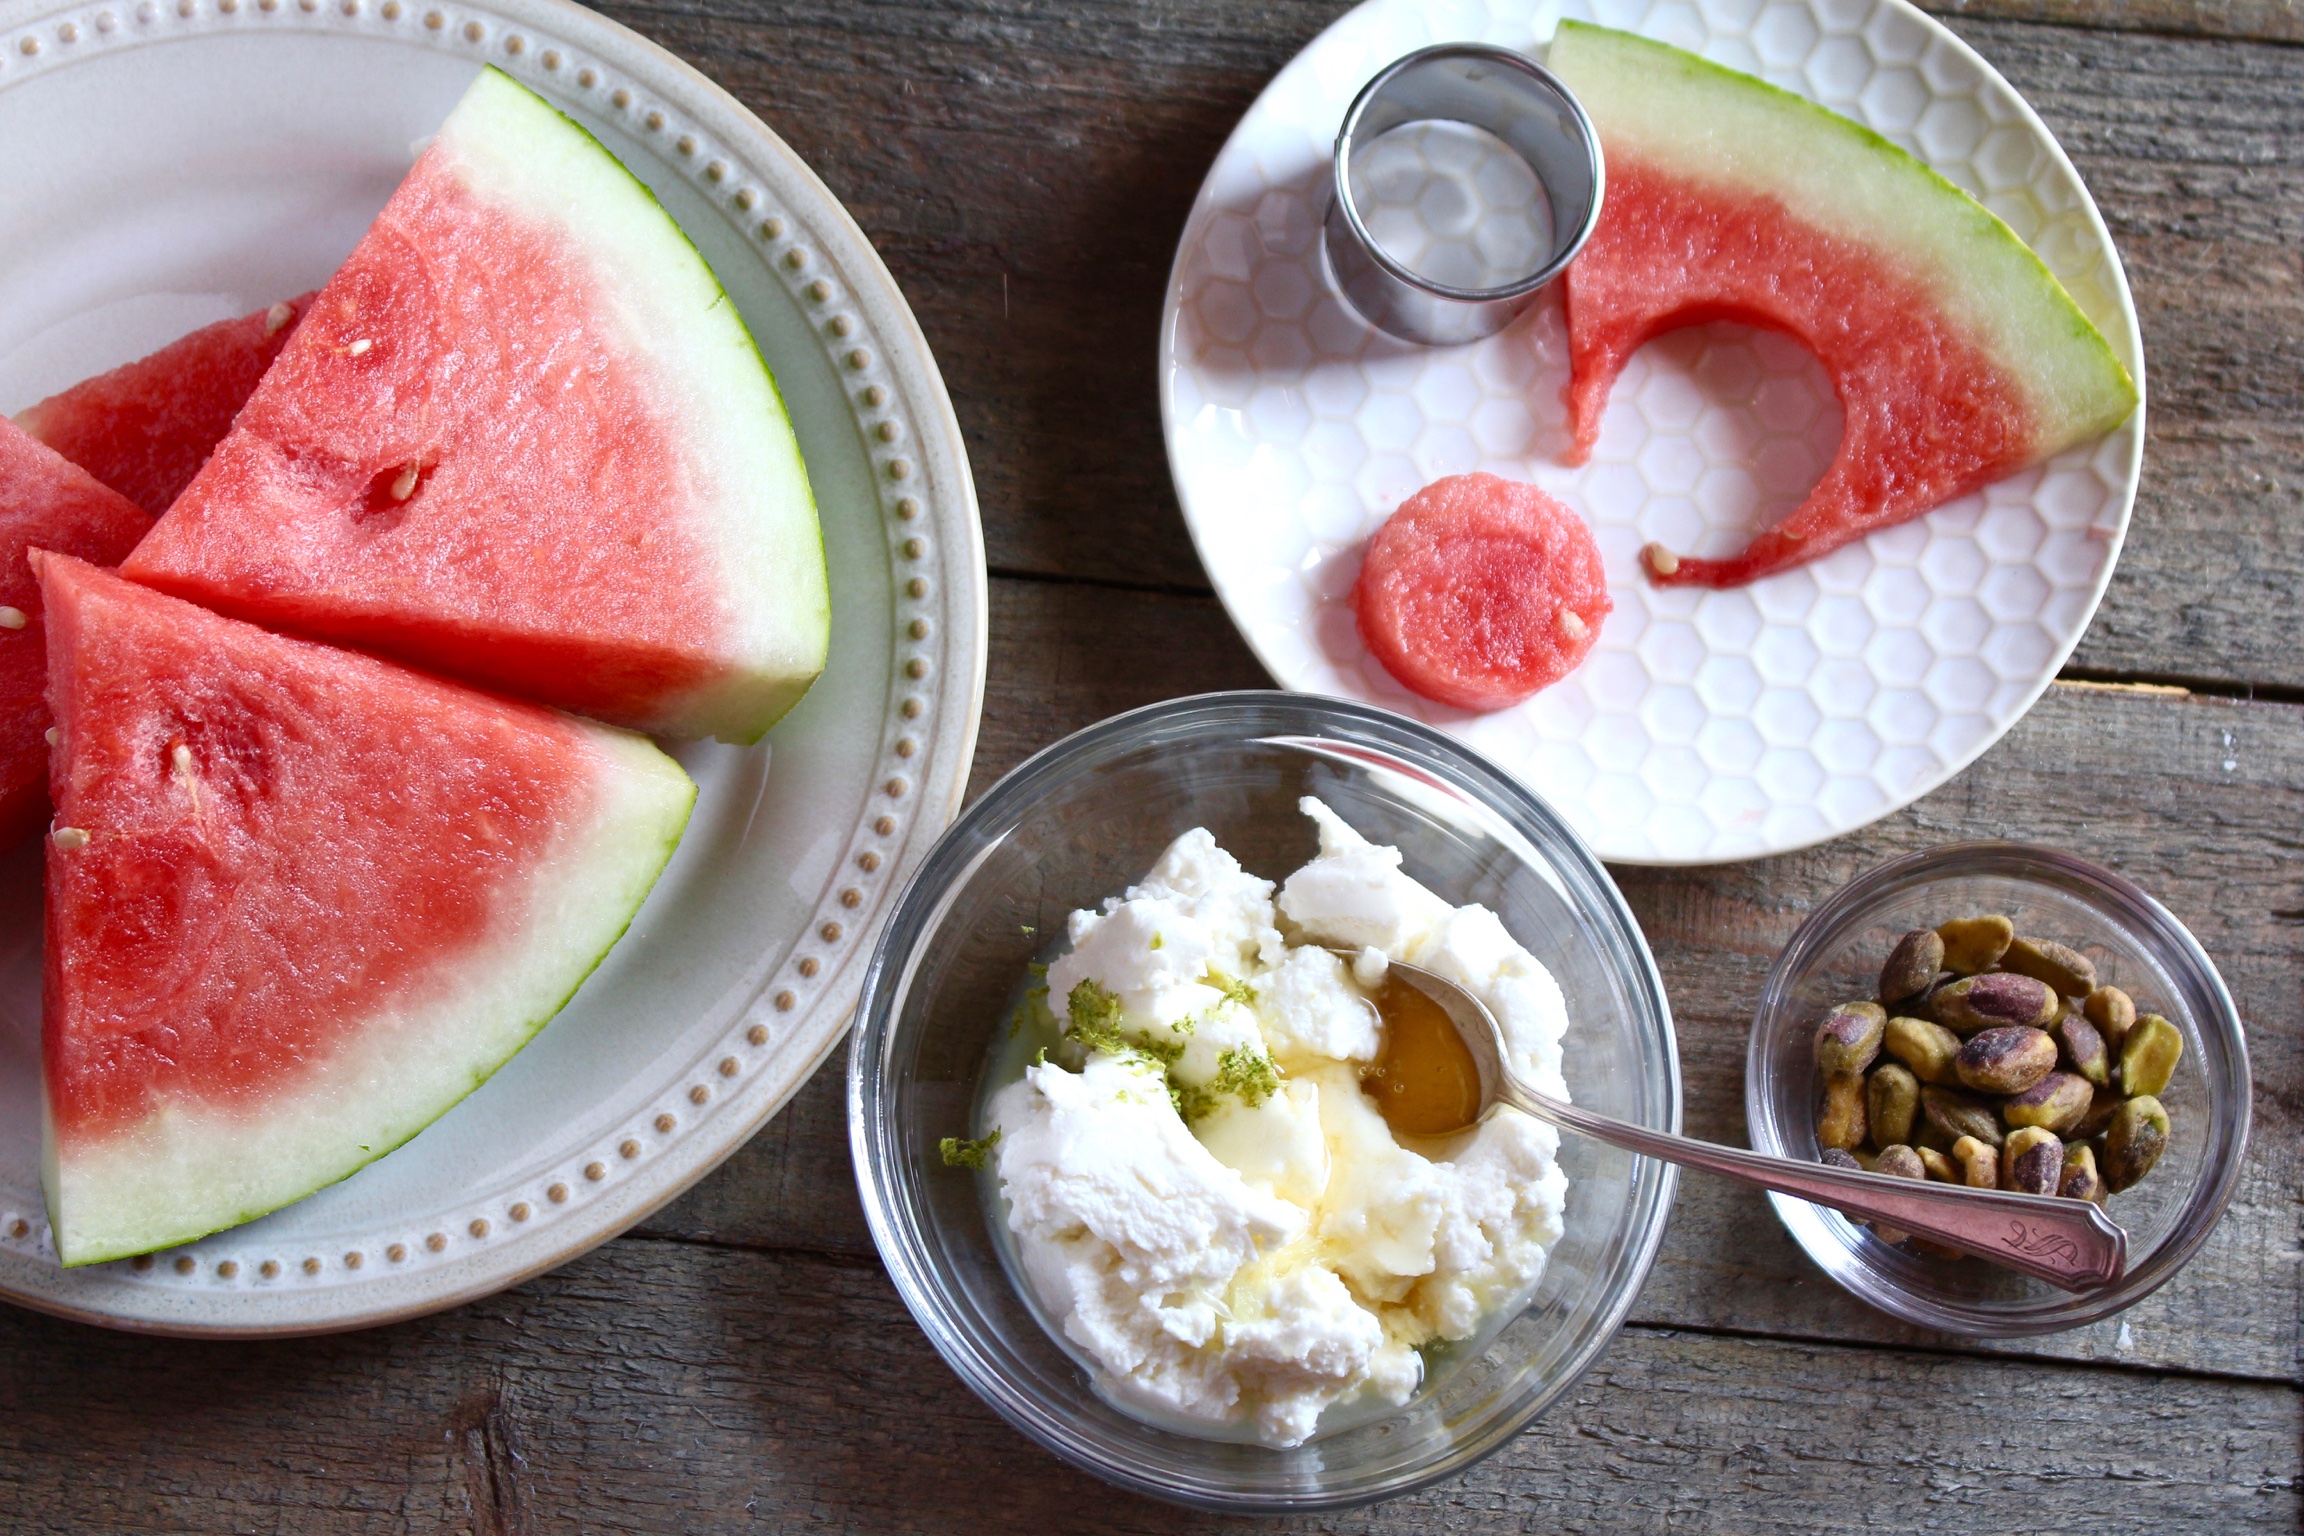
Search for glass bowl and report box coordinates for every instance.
[848,691,1679,1512]
[1746,843,2251,1335]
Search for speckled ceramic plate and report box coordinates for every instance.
[0,0,984,1334]
[1160,0,2144,865]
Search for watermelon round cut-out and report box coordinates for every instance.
[1548,24,2136,589]
[1354,472,1610,711]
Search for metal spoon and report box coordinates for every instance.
[1366,955,2126,1291]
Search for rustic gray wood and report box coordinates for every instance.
[0,1237,2295,1534]
[3,3,2301,1530]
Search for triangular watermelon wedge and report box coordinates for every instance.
[38,554,695,1265]
[0,422,152,847]
[13,293,315,516]
[1548,23,2138,587]
[124,68,828,743]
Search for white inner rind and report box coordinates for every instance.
[45,725,696,1267]
[1547,22,2136,450]
[436,68,830,743]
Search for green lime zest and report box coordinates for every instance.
[938,1128,1001,1170]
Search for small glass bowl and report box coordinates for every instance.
[1746,842,2251,1335]
[848,692,1679,1512]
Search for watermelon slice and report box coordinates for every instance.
[0,422,152,847]
[123,68,828,743]
[38,554,695,1265]
[1547,23,2138,588]
[13,293,315,516]
[1354,473,1610,710]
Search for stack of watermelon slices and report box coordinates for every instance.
[11,68,830,1266]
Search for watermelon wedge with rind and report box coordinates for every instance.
[125,68,829,743]
[39,554,696,1266]
[0,422,152,847]
[13,293,314,517]
[1548,23,2138,587]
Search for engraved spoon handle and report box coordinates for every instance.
[1491,1075,2125,1291]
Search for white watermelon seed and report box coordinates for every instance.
[50,827,88,851]
[1559,611,1588,641]
[0,607,26,630]
[347,338,374,357]
[1641,543,1680,577]
[171,743,193,774]
[44,728,57,746]
[389,464,421,501]
[264,301,295,335]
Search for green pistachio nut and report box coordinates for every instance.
[1818,1071,1868,1151]
[2001,936,2099,999]
[1879,929,1946,1004]
[2074,1084,2125,1141]
[2083,985,2137,1050]
[2054,1013,2109,1087]
[2058,1141,2106,1204]
[1866,1063,1921,1149]
[1815,1001,1887,1077]
[2001,1071,2093,1136]
[1921,1085,2004,1149]
[1868,1144,1926,1246]
[2119,1014,2183,1098]
[1950,1134,1998,1189]
[1884,1014,1963,1086]
[2103,1096,2170,1192]
[1955,1026,2057,1096]
[2002,1126,2064,1196]
[1934,972,2058,1035]
[1936,913,2015,975]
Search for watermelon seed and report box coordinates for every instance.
[44,728,57,746]
[347,338,374,357]
[264,301,294,336]
[1641,542,1680,578]
[389,464,421,501]
[1559,610,1588,641]
[0,607,27,629]
[50,827,88,851]
[547,1183,570,1204]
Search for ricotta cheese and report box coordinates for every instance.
[983,799,1572,1447]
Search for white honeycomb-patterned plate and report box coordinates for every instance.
[0,0,984,1332]
[1160,0,2144,865]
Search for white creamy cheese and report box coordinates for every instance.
[986,799,1572,1447]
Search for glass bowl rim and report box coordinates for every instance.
[1743,839,2253,1335]
[847,688,1683,1511]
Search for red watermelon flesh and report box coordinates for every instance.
[39,554,695,1265]
[0,422,151,846]
[1563,161,2031,587]
[124,69,828,743]
[14,294,314,517]
[1547,23,2137,590]
[1354,473,1610,711]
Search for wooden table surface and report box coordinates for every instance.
[5,2,2301,1530]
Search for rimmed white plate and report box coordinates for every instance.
[0,0,984,1333]
[1160,0,2144,866]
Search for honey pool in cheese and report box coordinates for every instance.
[974,797,1572,1448]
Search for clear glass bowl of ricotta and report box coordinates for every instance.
[848,691,1679,1511]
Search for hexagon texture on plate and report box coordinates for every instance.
[1159,0,2144,865]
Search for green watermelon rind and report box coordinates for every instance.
[1548,22,2137,452]
[46,726,697,1268]
[441,69,831,744]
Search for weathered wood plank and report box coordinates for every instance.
[0,1237,2293,1533]
[594,2,2304,692]
[1932,0,2304,44]
[644,579,2303,1383]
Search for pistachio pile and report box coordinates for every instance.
[1812,913,2181,1253]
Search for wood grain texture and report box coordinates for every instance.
[643,581,2302,1381]
[1932,0,2304,43]
[0,1237,2295,1535]
[595,0,2304,693]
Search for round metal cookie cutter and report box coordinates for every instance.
[1323,43,1605,346]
